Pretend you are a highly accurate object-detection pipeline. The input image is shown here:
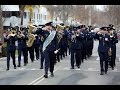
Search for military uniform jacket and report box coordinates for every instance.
[95,33,111,52]
[34,35,41,47]
[35,28,58,52]
[86,31,95,47]
[4,35,17,51]
[17,34,28,50]
[110,33,118,48]
[81,30,88,48]
[62,30,68,48]
[70,33,83,50]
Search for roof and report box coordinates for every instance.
[1,5,19,11]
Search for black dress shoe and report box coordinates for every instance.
[105,71,107,74]
[14,67,16,69]
[6,68,9,71]
[70,67,74,69]
[44,75,48,78]
[17,65,21,67]
[51,73,54,77]
[40,67,43,69]
[36,58,39,60]
[100,72,104,75]
[24,63,27,66]
[112,67,114,70]
[77,66,80,68]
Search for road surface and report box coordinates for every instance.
[0,41,120,85]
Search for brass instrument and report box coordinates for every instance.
[26,24,36,47]
[108,48,112,56]
[17,31,25,38]
[56,25,65,31]
[108,30,114,56]
[109,30,114,38]
[56,25,65,43]
[6,29,17,38]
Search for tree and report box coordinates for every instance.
[19,5,26,25]
[19,5,40,25]
[0,5,3,43]
[105,5,120,30]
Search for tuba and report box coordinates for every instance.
[26,24,36,47]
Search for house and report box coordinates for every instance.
[1,5,52,30]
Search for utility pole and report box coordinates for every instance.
[88,5,92,26]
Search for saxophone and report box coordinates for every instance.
[108,30,114,56]
[26,24,35,47]
[56,25,64,43]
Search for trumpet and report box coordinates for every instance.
[7,30,16,38]
[17,31,25,38]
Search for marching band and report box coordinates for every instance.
[3,22,118,78]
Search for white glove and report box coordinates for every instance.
[72,35,76,39]
[110,35,113,38]
[54,50,58,54]
[76,34,79,36]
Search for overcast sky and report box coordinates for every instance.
[96,5,105,11]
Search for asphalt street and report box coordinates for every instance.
[0,41,120,85]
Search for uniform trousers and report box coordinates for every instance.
[7,50,16,69]
[18,47,27,65]
[98,51,109,72]
[44,50,55,75]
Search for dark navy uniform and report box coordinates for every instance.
[17,31,28,67]
[69,30,83,69]
[4,32,17,70]
[35,24,58,78]
[109,30,118,69]
[81,28,87,62]
[67,29,72,55]
[39,35,45,69]
[86,31,95,57]
[63,29,68,57]
[59,34,65,60]
[95,28,111,75]
[34,35,41,60]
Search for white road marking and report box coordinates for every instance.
[88,68,93,71]
[31,68,36,70]
[0,68,42,72]
[33,69,58,85]
[28,75,44,85]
